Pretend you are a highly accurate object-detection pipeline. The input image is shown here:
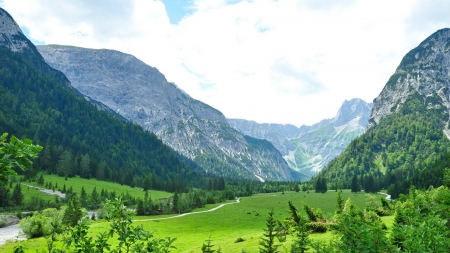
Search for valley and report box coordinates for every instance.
[0,5,450,253]
[0,188,369,252]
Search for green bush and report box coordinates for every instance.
[19,208,65,239]
[19,212,51,238]
[234,237,245,243]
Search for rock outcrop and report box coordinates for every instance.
[0,9,32,52]
[368,28,450,132]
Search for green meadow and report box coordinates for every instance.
[25,174,173,200]
[0,189,386,253]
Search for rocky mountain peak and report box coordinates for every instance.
[228,99,372,177]
[368,28,450,130]
[0,8,33,52]
[332,98,372,127]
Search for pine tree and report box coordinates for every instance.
[201,236,220,253]
[63,196,83,227]
[315,177,322,193]
[321,177,327,193]
[260,211,280,253]
[142,175,152,191]
[57,150,73,177]
[0,186,10,207]
[37,174,44,186]
[336,190,344,214]
[364,174,375,193]
[351,175,360,193]
[80,154,91,179]
[172,192,179,213]
[42,140,52,171]
[90,187,99,209]
[80,186,87,207]
[315,176,327,193]
[12,183,23,206]
[288,201,309,253]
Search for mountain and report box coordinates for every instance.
[0,7,208,192]
[368,28,450,132]
[228,98,372,177]
[320,28,450,197]
[36,45,294,181]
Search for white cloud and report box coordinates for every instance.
[1,0,448,126]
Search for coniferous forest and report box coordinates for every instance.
[0,46,200,192]
[318,92,450,198]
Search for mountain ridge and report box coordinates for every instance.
[228,98,372,177]
[37,45,295,181]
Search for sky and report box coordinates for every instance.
[0,0,449,126]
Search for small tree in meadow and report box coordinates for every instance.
[288,201,309,253]
[260,210,280,253]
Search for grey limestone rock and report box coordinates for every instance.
[37,45,293,181]
[368,28,450,132]
[0,9,31,52]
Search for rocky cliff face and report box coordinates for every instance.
[368,28,450,133]
[0,9,32,52]
[228,98,372,177]
[37,45,293,181]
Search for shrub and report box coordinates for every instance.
[19,212,51,238]
[19,208,65,239]
[235,237,245,243]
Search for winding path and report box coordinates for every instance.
[22,183,66,198]
[134,199,240,222]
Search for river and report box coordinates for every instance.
[0,224,24,246]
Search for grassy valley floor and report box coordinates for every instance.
[0,190,388,252]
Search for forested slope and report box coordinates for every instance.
[0,46,202,192]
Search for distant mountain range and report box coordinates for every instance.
[37,45,296,181]
[228,98,372,177]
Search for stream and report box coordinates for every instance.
[0,224,24,246]
[0,184,66,247]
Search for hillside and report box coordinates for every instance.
[37,45,294,181]
[320,28,450,196]
[228,98,372,177]
[0,7,204,192]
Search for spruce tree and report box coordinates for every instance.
[90,187,99,209]
[173,192,179,213]
[288,201,309,253]
[37,174,44,186]
[63,196,83,227]
[80,186,87,207]
[12,183,23,206]
[142,175,152,191]
[351,175,360,193]
[336,190,344,214]
[260,211,280,253]
[0,186,10,207]
[80,154,91,179]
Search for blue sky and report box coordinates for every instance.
[1,0,449,126]
[160,0,193,24]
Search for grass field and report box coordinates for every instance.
[25,174,173,201]
[0,190,385,253]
